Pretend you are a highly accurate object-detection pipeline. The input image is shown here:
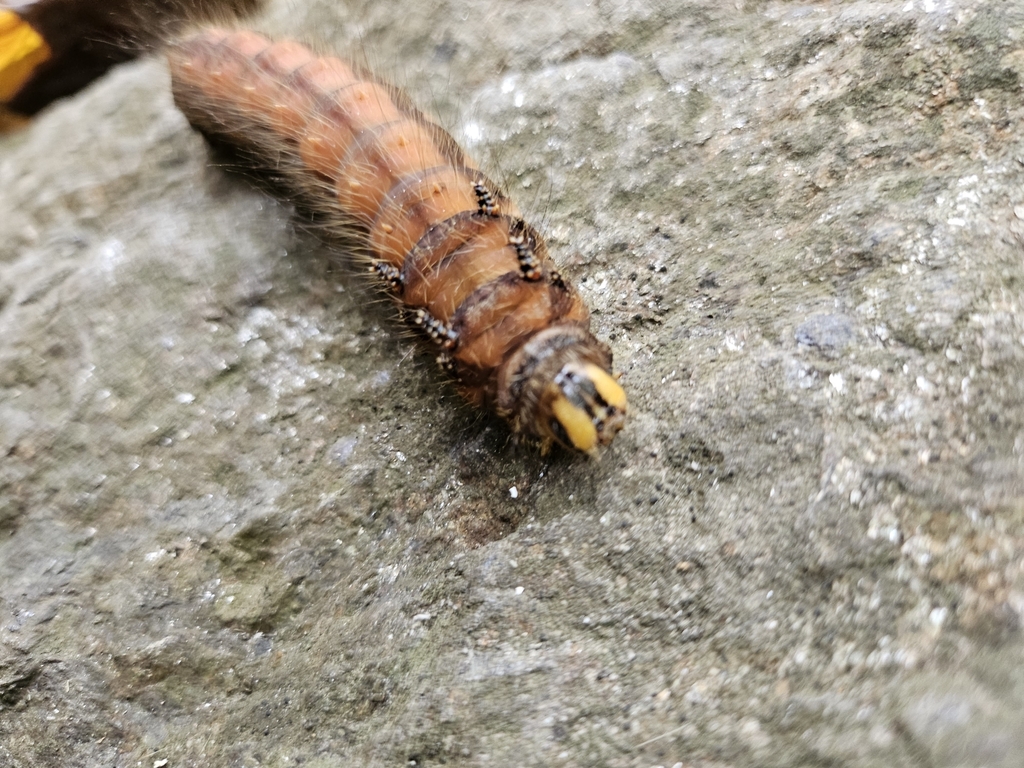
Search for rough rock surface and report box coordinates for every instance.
[2,0,1024,765]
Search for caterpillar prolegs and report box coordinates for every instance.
[167,29,627,455]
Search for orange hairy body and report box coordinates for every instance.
[168,29,626,454]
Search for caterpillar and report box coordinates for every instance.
[167,28,627,455]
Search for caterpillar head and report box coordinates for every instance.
[499,324,627,456]
[543,361,627,455]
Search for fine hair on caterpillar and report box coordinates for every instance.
[168,28,627,455]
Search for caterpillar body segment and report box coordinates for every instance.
[168,29,627,454]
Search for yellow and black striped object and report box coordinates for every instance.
[0,0,263,128]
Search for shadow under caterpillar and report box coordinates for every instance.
[168,28,626,455]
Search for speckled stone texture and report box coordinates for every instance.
[2,1,1023,766]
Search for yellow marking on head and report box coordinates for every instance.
[0,10,50,104]
[551,394,599,453]
[583,363,627,411]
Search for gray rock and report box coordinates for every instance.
[2,0,1023,765]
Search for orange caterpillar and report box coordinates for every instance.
[167,29,626,454]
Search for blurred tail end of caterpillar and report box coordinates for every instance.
[0,10,49,102]
[167,28,627,456]
[0,9,48,129]
[0,0,264,122]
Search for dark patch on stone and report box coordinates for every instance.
[795,314,855,352]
